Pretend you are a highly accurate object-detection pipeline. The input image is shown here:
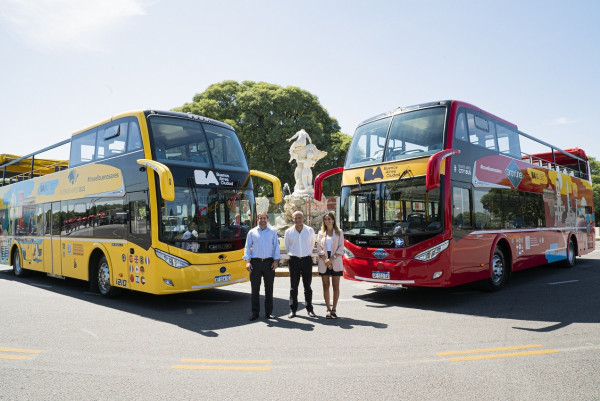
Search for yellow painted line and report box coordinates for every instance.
[0,354,31,360]
[0,347,43,354]
[172,365,271,371]
[437,344,542,356]
[449,349,558,362]
[180,359,270,364]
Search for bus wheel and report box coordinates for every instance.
[96,256,119,298]
[484,246,508,292]
[12,248,27,277]
[562,237,576,268]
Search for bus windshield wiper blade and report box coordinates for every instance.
[387,168,413,198]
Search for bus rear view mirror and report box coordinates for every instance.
[136,159,175,201]
[425,149,460,191]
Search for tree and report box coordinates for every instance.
[589,156,600,226]
[175,81,350,197]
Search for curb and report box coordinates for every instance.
[275,266,320,277]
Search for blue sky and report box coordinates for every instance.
[1,0,599,162]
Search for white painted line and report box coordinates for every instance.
[547,280,579,285]
[178,300,230,303]
[81,328,98,338]
[31,283,53,288]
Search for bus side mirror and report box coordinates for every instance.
[245,170,283,204]
[136,159,175,201]
[313,167,344,201]
[426,149,460,191]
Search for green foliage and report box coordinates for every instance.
[589,157,600,225]
[174,80,350,197]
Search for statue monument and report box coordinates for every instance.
[274,129,330,236]
[287,129,327,195]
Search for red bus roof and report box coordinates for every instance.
[530,147,588,164]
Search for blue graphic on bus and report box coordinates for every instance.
[545,243,566,263]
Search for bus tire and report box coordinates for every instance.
[483,246,508,292]
[96,255,120,298]
[12,248,27,277]
[562,236,576,268]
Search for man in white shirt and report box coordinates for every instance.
[284,211,316,318]
[243,212,280,321]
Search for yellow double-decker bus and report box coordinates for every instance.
[0,110,280,296]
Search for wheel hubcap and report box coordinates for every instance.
[98,262,110,293]
[568,241,575,264]
[14,254,21,274]
[492,254,504,284]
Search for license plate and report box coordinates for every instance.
[372,271,390,280]
[214,274,231,283]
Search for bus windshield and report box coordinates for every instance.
[341,177,442,239]
[345,107,446,169]
[149,116,249,172]
[160,185,254,250]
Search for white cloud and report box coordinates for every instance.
[1,0,148,52]
[549,117,572,126]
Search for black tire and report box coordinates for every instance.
[12,248,27,277]
[96,255,120,298]
[562,236,576,268]
[483,246,508,292]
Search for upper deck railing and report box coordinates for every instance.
[0,138,70,186]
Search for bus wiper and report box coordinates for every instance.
[187,177,200,219]
[386,168,413,199]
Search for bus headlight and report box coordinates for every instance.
[155,249,190,268]
[414,240,449,262]
[344,247,355,259]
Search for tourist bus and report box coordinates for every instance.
[0,110,281,296]
[314,100,595,290]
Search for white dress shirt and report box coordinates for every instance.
[243,225,281,261]
[284,225,315,257]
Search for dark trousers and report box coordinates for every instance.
[288,256,313,313]
[250,258,275,315]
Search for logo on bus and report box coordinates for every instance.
[68,170,79,185]
[195,170,219,186]
[369,240,394,247]
[364,167,384,182]
[504,160,524,189]
[209,244,232,251]
[372,248,389,259]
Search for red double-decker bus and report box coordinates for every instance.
[315,100,595,290]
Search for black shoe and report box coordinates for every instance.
[249,314,259,321]
[307,310,316,317]
[288,311,296,318]
[265,314,276,320]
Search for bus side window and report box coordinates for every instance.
[452,187,471,228]
[69,129,97,167]
[127,120,142,152]
[454,112,468,142]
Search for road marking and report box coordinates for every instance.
[448,349,558,362]
[437,344,543,356]
[173,358,271,371]
[0,347,43,354]
[173,365,271,371]
[0,354,30,360]
[547,280,579,285]
[437,344,558,362]
[81,328,98,338]
[0,347,43,360]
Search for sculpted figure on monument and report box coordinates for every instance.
[287,129,327,195]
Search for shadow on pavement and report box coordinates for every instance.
[0,267,387,337]
[352,256,600,332]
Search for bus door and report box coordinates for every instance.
[50,201,62,276]
[41,203,52,273]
